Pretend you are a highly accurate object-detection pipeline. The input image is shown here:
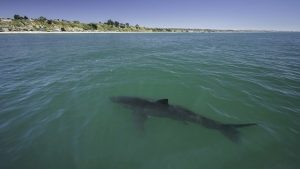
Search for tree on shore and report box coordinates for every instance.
[88,23,98,30]
[14,14,23,20]
[38,16,47,22]
[106,19,114,26]
[47,20,53,24]
[114,21,120,27]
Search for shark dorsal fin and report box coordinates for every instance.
[156,99,169,105]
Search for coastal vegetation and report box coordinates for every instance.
[0,15,150,32]
[0,16,136,32]
[0,14,251,33]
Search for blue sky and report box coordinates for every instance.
[1,0,299,31]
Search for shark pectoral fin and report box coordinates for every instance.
[156,99,169,105]
[220,126,240,143]
[220,123,256,143]
[132,111,147,131]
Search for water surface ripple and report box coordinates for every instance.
[0,33,300,169]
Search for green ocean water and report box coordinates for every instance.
[0,33,300,169]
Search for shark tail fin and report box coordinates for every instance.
[220,123,256,143]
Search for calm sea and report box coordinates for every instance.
[0,33,300,169]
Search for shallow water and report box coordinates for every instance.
[0,33,300,169]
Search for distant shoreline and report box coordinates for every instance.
[2,15,289,34]
[0,31,292,34]
[0,31,177,34]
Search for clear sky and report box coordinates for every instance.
[1,0,300,31]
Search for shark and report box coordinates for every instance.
[111,96,256,142]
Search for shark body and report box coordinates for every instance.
[111,96,256,142]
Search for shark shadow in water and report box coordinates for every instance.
[111,96,256,142]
